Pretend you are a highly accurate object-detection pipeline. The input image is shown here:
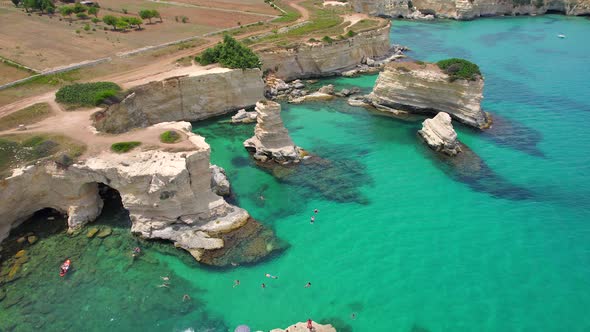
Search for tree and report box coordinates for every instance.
[126,16,143,29]
[115,18,129,31]
[139,9,153,23]
[11,0,20,7]
[150,9,162,22]
[102,15,118,30]
[22,0,36,12]
[39,0,54,13]
[59,5,74,21]
[195,35,261,69]
[73,3,86,14]
[88,6,99,18]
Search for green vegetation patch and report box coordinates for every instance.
[159,130,181,144]
[436,58,482,81]
[196,35,261,69]
[111,141,141,153]
[55,82,121,107]
[0,103,52,131]
[0,134,86,178]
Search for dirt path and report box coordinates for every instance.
[342,13,369,31]
[288,0,310,21]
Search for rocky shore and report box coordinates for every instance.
[244,101,304,164]
[350,0,590,20]
[271,321,336,332]
[0,122,279,266]
[366,61,490,128]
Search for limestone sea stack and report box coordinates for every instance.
[244,100,303,164]
[418,112,462,156]
[367,61,489,128]
[0,122,278,266]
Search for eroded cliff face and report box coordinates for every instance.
[0,122,278,266]
[351,0,590,19]
[368,62,489,128]
[93,68,265,134]
[258,24,391,81]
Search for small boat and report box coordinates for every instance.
[557,34,566,39]
[59,259,71,277]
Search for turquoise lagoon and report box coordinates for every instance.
[1,15,590,332]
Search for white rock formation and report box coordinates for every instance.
[271,321,336,332]
[418,112,462,156]
[210,165,231,196]
[0,122,266,265]
[244,101,302,163]
[231,109,258,124]
[93,68,265,133]
[368,62,489,128]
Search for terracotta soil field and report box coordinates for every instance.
[0,62,32,85]
[0,0,275,71]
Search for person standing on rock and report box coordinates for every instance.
[307,319,313,332]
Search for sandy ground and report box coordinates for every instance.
[0,62,32,85]
[323,1,348,6]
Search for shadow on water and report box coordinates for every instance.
[478,114,546,157]
[0,186,228,332]
[418,139,534,201]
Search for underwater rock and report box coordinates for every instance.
[418,112,462,156]
[271,320,336,332]
[86,227,99,238]
[244,101,304,164]
[210,165,231,196]
[198,218,284,267]
[96,227,112,239]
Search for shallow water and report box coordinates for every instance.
[2,15,590,332]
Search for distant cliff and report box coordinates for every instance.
[367,62,489,128]
[351,0,590,19]
[258,24,391,81]
[93,68,264,134]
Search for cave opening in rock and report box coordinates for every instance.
[93,182,131,228]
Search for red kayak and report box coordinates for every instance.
[59,259,71,277]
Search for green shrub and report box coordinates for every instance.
[159,130,181,143]
[322,35,334,43]
[55,82,121,106]
[111,141,141,153]
[346,30,356,37]
[436,58,482,81]
[195,35,261,69]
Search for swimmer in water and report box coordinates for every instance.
[304,282,311,288]
[183,294,191,302]
[310,216,315,224]
[157,283,170,288]
[161,276,170,281]
[233,280,240,288]
[265,273,278,279]
[261,283,266,289]
[314,208,318,214]
[351,313,357,320]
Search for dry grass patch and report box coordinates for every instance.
[0,103,53,131]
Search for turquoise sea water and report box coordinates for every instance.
[1,15,590,332]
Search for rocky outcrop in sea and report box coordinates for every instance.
[367,62,489,128]
[243,101,303,164]
[271,320,336,332]
[93,68,265,133]
[0,122,279,266]
[350,0,590,19]
[418,112,462,156]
